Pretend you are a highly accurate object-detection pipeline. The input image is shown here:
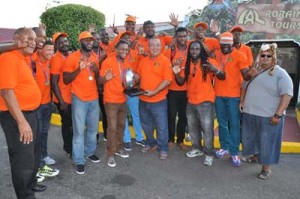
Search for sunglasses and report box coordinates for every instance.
[260,54,272,58]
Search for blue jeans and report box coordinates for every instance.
[36,102,52,161]
[72,94,99,165]
[186,102,215,156]
[215,97,241,156]
[123,95,144,143]
[139,99,169,152]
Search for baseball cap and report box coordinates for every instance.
[193,22,208,30]
[78,31,94,41]
[230,26,244,33]
[219,32,233,45]
[52,32,68,43]
[125,15,136,22]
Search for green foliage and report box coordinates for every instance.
[40,4,105,50]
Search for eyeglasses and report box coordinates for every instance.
[260,54,272,58]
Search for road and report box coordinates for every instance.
[1,125,300,199]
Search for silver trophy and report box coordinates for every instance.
[122,68,146,96]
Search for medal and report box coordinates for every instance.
[88,76,93,81]
[45,80,50,85]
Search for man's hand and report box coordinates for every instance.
[143,90,156,97]
[105,68,116,81]
[169,13,179,28]
[90,62,99,74]
[18,120,33,144]
[60,101,68,111]
[109,24,119,35]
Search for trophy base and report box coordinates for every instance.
[124,88,147,97]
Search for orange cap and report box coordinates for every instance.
[52,32,68,43]
[125,16,136,22]
[230,26,244,33]
[220,32,233,45]
[78,31,94,41]
[193,22,208,30]
[120,31,133,38]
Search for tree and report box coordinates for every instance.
[40,4,105,50]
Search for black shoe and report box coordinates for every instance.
[86,155,100,163]
[31,184,47,192]
[76,164,85,174]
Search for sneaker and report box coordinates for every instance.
[103,137,107,142]
[107,156,116,168]
[159,151,168,160]
[124,142,132,151]
[215,149,229,159]
[43,156,56,165]
[76,164,85,175]
[231,155,241,167]
[115,149,129,158]
[135,139,146,147]
[36,173,45,183]
[186,149,204,158]
[204,155,214,166]
[141,145,157,153]
[86,155,100,163]
[39,165,60,177]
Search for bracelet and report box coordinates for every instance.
[215,32,220,36]
[273,113,282,119]
[215,70,221,75]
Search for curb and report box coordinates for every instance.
[50,113,300,154]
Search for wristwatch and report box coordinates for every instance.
[273,113,282,119]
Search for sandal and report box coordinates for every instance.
[258,170,271,180]
[242,155,258,163]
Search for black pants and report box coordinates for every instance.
[0,111,40,199]
[167,90,187,143]
[55,103,73,154]
[99,93,108,139]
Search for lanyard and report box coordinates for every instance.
[218,53,230,70]
[37,61,50,84]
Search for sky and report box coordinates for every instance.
[0,0,208,29]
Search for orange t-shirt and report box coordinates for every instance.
[235,43,253,67]
[35,56,51,104]
[63,50,99,101]
[136,35,173,55]
[164,45,188,91]
[186,58,219,104]
[100,41,114,56]
[203,37,220,52]
[50,51,72,104]
[214,48,248,97]
[137,54,173,103]
[0,50,41,111]
[100,56,127,104]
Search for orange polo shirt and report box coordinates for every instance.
[203,37,220,52]
[50,51,72,104]
[100,56,127,104]
[186,58,219,104]
[164,45,188,91]
[214,48,248,97]
[0,50,41,111]
[235,43,253,67]
[63,50,99,101]
[35,56,51,104]
[137,54,173,103]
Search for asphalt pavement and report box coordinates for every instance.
[1,125,300,199]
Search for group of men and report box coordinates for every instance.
[0,13,293,199]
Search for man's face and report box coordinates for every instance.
[92,33,101,48]
[56,36,69,53]
[259,51,273,67]
[99,30,109,44]
[125,21,136,33]
[116,43,129,59]
[176,31,187,47]
[19,29,37,55]
[143,24,155,38]
[35,29,46,49]
[232,31,242,44]
[221,44,232,54]
[120,34,132,44]
[149,38,161,57]
[189,42,201,59]
[194,26,205,39]
[80,38,94,52]
[40,44,54,60]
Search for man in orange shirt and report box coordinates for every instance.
[99,39,133,167]
[164,27,189,151]
[0,27,44,198]
[50,32,73,157]
[172,40,224,166]
[137,38,173,160]
[99,28,114,56]
[63,31,100,175]
[214,32,252,167]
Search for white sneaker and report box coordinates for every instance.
[204,155,214,166]
[186,149,204,158]
[107,156,116,168]
[36,173,45,183]
[39,165,60,177]
[43,156,56,165]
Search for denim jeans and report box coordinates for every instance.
[167,90,187,143]
[124,95,144,143]
[105,103,127,156]
[186,102,215,156]
[215,97,241,156]
[36,102,52,161]
[139,99,169,152]
[55,102,73,154]
[72,94,99,165]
